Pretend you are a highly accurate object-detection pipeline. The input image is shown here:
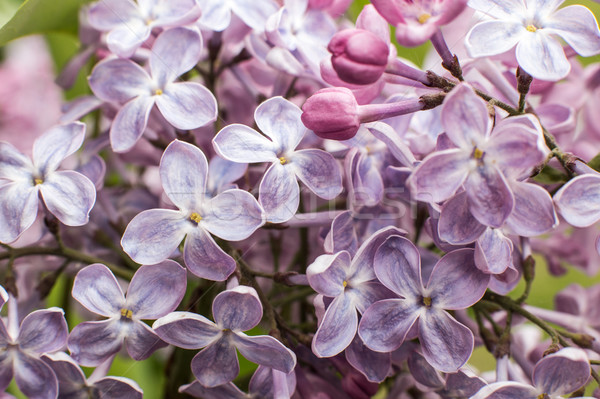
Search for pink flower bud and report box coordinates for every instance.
[301,87,361,140]
[329,29,389,85]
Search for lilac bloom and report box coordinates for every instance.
[42,352,143,399]
[153,286,297,388]
[87,0,199,58]
[466,0,600,81]
[0,287,68,399]
[307,226,403,358]
[358,236,490,372]
[213,96,343,223]
[553,173,600,228]
[88,27,217,152]
[0,122,96,243]
[196,0,279,32]
[121,140,264,281]
[68,260,187,366]
[406,83,548,228]
[471,347,592,399]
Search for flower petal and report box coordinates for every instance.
[150,27,202,86]
[39,170,96,226]
[255,97,305,153]
[474,228,513,275]
[466,20,525,58]
[213,124,278,163]
[441,84,491,149]
[312,293,357,357]
[110,95,154,153]
[125,321,167,361]
[94,377,143,399]
[307,252,352,297]
[191,337,239,387]
[358,299,420,352]
[125,260,187,319]
[231,0,279,31]
[470,381,539,399]
[373,235,422,299]
[439,191,486,245]
[153,311,221,349]
[71,263,124,317]
[87,0,139,30]
[289,149,343,200]
[464,165,514,228]
[14,353,58,399]
[345,336,391,383]
[183,228,236,281]
[233,333,296,373]
[33,122,86,175]
[545,5,600,57]
[68,319,124,367]
[213,286,263,331]
[506,181,557,236]
[515,32,570,81]
[88,58,152,103]
[533,347,590,396]
[156,82,217,130]
[553,174,600,227]
[0,182,38,243]
[259,163,300,223]
[18,308,67,354]
[201,189,264,241]
[0,142,33,181]
[105,21,151,58]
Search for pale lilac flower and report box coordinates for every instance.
[213,96,343,223]
[358,236,490,372]
[471,347,591,399]
[87,0,199,58]
[88,27,217,152]
[121,140,264,281]
[466,0,600,81]
[196,0,279,31]
[68,261,187,366]
[153,286,297,388]
[0,122,96,243]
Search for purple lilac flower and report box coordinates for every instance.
[68,260,186,366]
[466,0,600,81]
[213,96,343,223]
[121,139,264,281]
[407,83,548,229]
[0,122,96,243]
[358,235,490,372]
[153,285,297,388]
[87,0,199,58]
[471,347,592,399]
[88,27,217,152]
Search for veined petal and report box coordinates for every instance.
[515,32,570,81]
[14,353,58,399]
[33,122,86,175]
[94,377,143,399]
[39,170,96,226]
[213,124,278,163]
[471,382,539,399]
[407,149,470,203]
[201,189,264,241]
[0,351,12,392]
[259,163,300,223]
[249,365,296,399]
[160,140,207,211]
[533,347,590,396]
[0,142,33,181]
[150,27,202,86]
[475,228,513,275]
[351,225,407,283]
[307,252,352,297]
[441,84,491,148]
[289,149,343,200]
[156,82,217,130]
[554,174,600,227]
[345,336,391,383]
[121,209,189,265]
[207,156,247,195]
[105,21,151,58]
[87,0,139,30]
[419,310,473,373]
[88,58,152,103]
[373,235,422,299]
[110,95,154,153]
[466,20,525,58]
[427,249,489,309]
[506,181,557,236]
[466,0,525,19]
[358,299,420,352]
[464,165,514,228]
[312,293,357,357]
[18,308,67,354]
[183,227,236,281]
[191,338,239,387]
[198,0,232,31]
[125,260,187,319]
[213,286,263,331]
[179,381,246,399]
[233,333,296,373]
[68,319,124,367]
[439,192,486,245]
[153,312,221,349]
[125,321,166,361]
[544,5,600,57]
[231,0,279,32]
[254,97,305,153]
[0,182,38,243]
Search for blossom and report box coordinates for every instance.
[0,122,96,243]
[466,0,600,81]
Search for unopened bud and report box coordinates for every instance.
[301,87,360,140]
[329,29,388,85]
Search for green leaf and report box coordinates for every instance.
[587,152,600,172]
[0,0,93,47]
[532,165,568,184]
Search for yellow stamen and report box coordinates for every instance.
[526,24,537,32]
[342,280,348,288]
[34,178,43,185]
[190,212,202,224]
[423,297,432,307]
[418,13,431,24]
[473,148,484,159]
[154,89,163,96]
[279,157,287,165]
[120,308,133,319]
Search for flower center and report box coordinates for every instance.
[422,296,432,307]
[34,178,43,185]
[342,280,348,288]
[473,147,484,160]
[190,212,202,224]
[526,24,537,32]
[537,394,550,399]
[279,157,287,165]
[154,88,163,96]
[418,13,431,24]
[120,308,133,319]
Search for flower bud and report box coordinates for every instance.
[329,29,389,85]
[301,87,360,140]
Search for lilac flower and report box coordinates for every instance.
[68,260,187,366]
[358,236,490,372]
[87,0,199,58]
[42,352,143,399]
[196,0,279,32]
[213,96,343,223]
[0,122,96,243]
[121,140,264,281]
[153,285,297,388]
[471,347,592,399]
[406,83,548,228]
[307,226,403,358]
[466,0,600,81]
[0,287,68,399]
[88,27,217,152]
[553,172,600,228]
